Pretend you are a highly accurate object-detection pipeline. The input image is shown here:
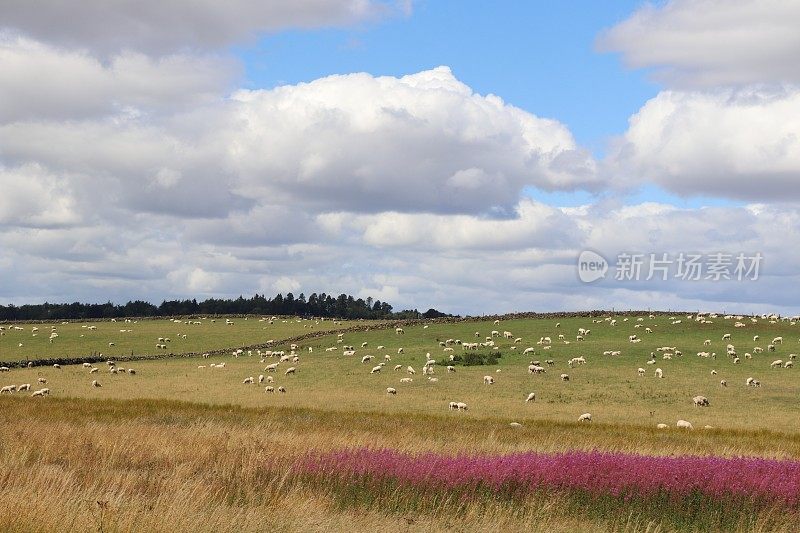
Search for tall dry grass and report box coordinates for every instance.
[1,397,798,532]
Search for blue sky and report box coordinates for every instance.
[238,1,657,155]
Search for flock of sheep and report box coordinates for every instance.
[212,311,797,429]
[2,312,797,432]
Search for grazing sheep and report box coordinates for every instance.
[361,355,373,364]
[637,368,646,376]
[656,423,668,429]
[785,361,794,368]
[525,392,536,403]
[446,366,455,373]
[53,364,61,369]
[395,328,405,335]
[386,387,397,395]
[284,367,296,376]
[483,375,494,385]
[654,368,664,378]
[448,401,458,410]
[456,402,468,411]
[509,422,523,428]
[770,360,783,368]
[393,364,402,371]
[400,377,413,383]
[37,378,47,384]
[17,383,30,391]
[90,367,99,373]
[264,363,279,372]
[127,369,135,375]
[560,373,570,382]
[578,413,592,422]
[676,420,693,429]
[692,395,710,407]
[407,366,416,375]
[91,380,101,388]
[265,386,274,393]
[258,374,265,384]
[31,389,48,397]
[720,379,727,387]
[0,385,15,394]
[278,386,286,393]
[243,377,254,384]
[370,365,382,374]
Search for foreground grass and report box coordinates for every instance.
[1,397,798,532]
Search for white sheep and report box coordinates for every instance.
[483,375,494,385]
[265,386,274,393]
[407,366,416,375]
[284,367,296,375]
[692,395,709,407]
[560,373,570,381]
[676,420,693,429]
[525,392,536,403]
[243,377,254,384]
[370,365,382,374]
[91,380,101,388]
[578,413,592,422]
[637,368,645,376]
[386,387,397,395]
[654,368,664,378]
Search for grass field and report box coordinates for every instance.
[0,316,368,363]
[1,312,799,532]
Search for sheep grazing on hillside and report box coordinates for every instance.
[265,386,274,393]
[284,367,296,376]
[654,368,664,379]
[525,392,536,403]
[407,366,416,375]
[278,386,286,393]
[637,368,645,376]
[395,328,405,335]
[386,387,397,395]
[370,365,382,374]
[560,373,570,382]
[483,375,494,385]
[400,378,413,383]
[692,395,710,407]
[242,377,254,384]
[578,413,592,422]
[677,420,693,429]
[91,380,101,388]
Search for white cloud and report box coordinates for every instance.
[609,87,800,200]
[598,0,800,87]
[0,36,239,122]
[0,1,409,56]
[226,67,600,214]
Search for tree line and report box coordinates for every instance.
[0,293,451,321]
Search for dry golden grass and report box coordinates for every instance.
[1,397,799,532]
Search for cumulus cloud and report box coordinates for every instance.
[0,0,409,56]
[598,0,800,87]
[226,67,600,214]
[608,87,800,200]
[0,36,239,122]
